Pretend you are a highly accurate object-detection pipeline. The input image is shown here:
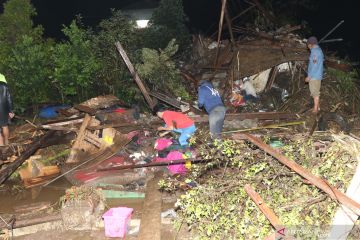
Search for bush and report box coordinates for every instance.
[137,39,190,100]
[6,35,54,112]
[142,0,190,53]
[53,21,100,103]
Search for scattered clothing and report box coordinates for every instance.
[240,80,257,98]
[155,151,187,175]
[154,138,188,175]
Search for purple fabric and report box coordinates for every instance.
[154,138,173,151]
[155,151,187,175]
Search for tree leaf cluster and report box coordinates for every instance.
[0,0,191,112]
[175,134,357,239]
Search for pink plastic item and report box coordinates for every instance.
[154,138,173,150]
[103,207,133,238]
[156,151,187,175]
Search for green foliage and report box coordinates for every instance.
[6,35,54,112]
[328,68,359,94]
[0,0,43,68]
[91,10,140,103]
[0,1,192,109]
[137,39,190,100]
[175,135,357,239]
[327,68,360,113]
[53,20,100,103]
[143,0,190,52]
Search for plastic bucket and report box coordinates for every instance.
[102,207,133,238]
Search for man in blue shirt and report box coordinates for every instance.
[305,36,324,113]
[198,80,226,138]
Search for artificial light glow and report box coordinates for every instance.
[136,20,149,28]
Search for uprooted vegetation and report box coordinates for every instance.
[158,132,360,239]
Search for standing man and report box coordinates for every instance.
[0,73,15,146]
[154,106,196,146]
[305,36,324,113]
[198,80,226,138]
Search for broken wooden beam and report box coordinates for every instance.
[66,114,92,163]
[193,112,298,123]
[41,117,84,129]
[242,134,360,215]
[97,158,207,172]
[224,4,235,45]
[244,184,286,239]
[87,123,144,131]
[0,131,56,184]
[245,184,282,227]
[115,41,155,109]
[214,0,227,67]
[74,104,97,115]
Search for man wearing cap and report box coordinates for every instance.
[305,36,324,113]
[0,73,15,146]
[154,106,196,146]
[198,80,226,138]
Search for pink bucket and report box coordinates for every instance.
[103,207,133,238]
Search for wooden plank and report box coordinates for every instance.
[193,112,298,123]
[244,184,290,240]
[87,123,144,131]
[56,108,73,117]
[66,114,92,163]
[41,117,84,128]
[224,5,235,45]
[243,134,360,215]
[265,66,278,92]
[0,131,56,184]
[214,0,227,67]
[244,184,283,228]
[115,41,155,109]
[138,172,162,240]
[74,104,97,115]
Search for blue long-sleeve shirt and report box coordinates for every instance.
[198,81,224,113]
[307,45,324,80]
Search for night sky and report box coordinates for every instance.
[0,0,359,61]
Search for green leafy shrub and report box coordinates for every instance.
[143,0,190,52]
[53,21,100,103]
[137,39,190,100]
[0,0,43,68]
[175,134,357,239]
[6,35,54,112]
[90,10,141,103]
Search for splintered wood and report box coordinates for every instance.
[66,114,93,163]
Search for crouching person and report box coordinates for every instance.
[198,80,226,138]
[154,106,196,146]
